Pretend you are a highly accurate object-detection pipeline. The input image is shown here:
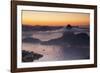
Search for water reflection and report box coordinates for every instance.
[22,43,89,62]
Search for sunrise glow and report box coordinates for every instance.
[22,11,90,26]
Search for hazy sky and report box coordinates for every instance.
[22,11,90,26]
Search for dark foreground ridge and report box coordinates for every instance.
[22,50,43,62]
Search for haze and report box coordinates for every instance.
[22,11,90,26]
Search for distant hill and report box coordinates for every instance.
[22,24,89,46]
[22,25,63,31]
[42,32,89,46]
[22,37,41,43]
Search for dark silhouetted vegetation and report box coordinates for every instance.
[22,50,43,62]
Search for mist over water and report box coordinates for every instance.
[22,26,90,62]
[22,43,64,61]
[22,43,89,62]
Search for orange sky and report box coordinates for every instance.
[22,11,90,26]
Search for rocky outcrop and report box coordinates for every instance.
[22,50,43,62]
